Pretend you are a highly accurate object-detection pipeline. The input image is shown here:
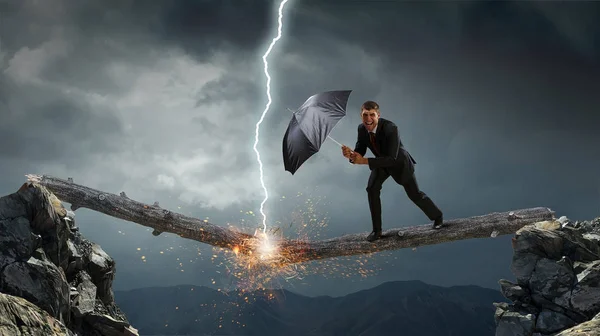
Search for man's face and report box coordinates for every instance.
[361,109,380,132]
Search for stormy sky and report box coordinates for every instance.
[1,0,599,297]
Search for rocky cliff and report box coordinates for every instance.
[495,216,600,336]
[0,182,138,336]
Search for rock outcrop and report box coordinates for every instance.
[0,182,138,336]
[0,292,72,335]
[495,216,600,336]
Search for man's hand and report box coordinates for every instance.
[341,145,353,159]
[350,152,368,165]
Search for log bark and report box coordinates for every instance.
[24,174,556,265]
[278,207,555,263]
[24,174,254,250]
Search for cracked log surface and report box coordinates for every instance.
[25,174,556,265]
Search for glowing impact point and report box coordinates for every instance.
[254,230,278,261]
[253,0,291,234]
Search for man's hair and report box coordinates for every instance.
[361,100,379,112]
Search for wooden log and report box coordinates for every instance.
[24,174,555,265]
[278,207,556,263]
[24,174,254,250]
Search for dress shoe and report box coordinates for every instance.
[367,231,382,242]
[433,216,444,229]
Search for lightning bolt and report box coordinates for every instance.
[253,0,290,234]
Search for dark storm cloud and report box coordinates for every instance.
[0,92,123,161]
[154,0,273,59]
[295,1,600,63]
[194,72,262,106]
[0,0,275,95]
[0,0,269,50]
[0,53,125,166]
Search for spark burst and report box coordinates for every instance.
[133,191,386,331]
[213,189,386,294]
[253,0,290,236]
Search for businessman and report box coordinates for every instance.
[342,101,444,242]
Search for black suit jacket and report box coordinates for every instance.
[352,118,417,182]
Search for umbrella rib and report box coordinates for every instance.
[286,107,344,148]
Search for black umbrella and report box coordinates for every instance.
[283,90,352,175]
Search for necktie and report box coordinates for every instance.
[369,132,380,156]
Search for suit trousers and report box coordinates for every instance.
[366,167,443,233]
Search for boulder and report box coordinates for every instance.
[555,312,600,336]
[0,292,73,336]
[495,216,600,335]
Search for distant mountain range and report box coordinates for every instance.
[114,280,507,336]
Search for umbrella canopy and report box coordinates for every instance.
[283,90,352,175]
